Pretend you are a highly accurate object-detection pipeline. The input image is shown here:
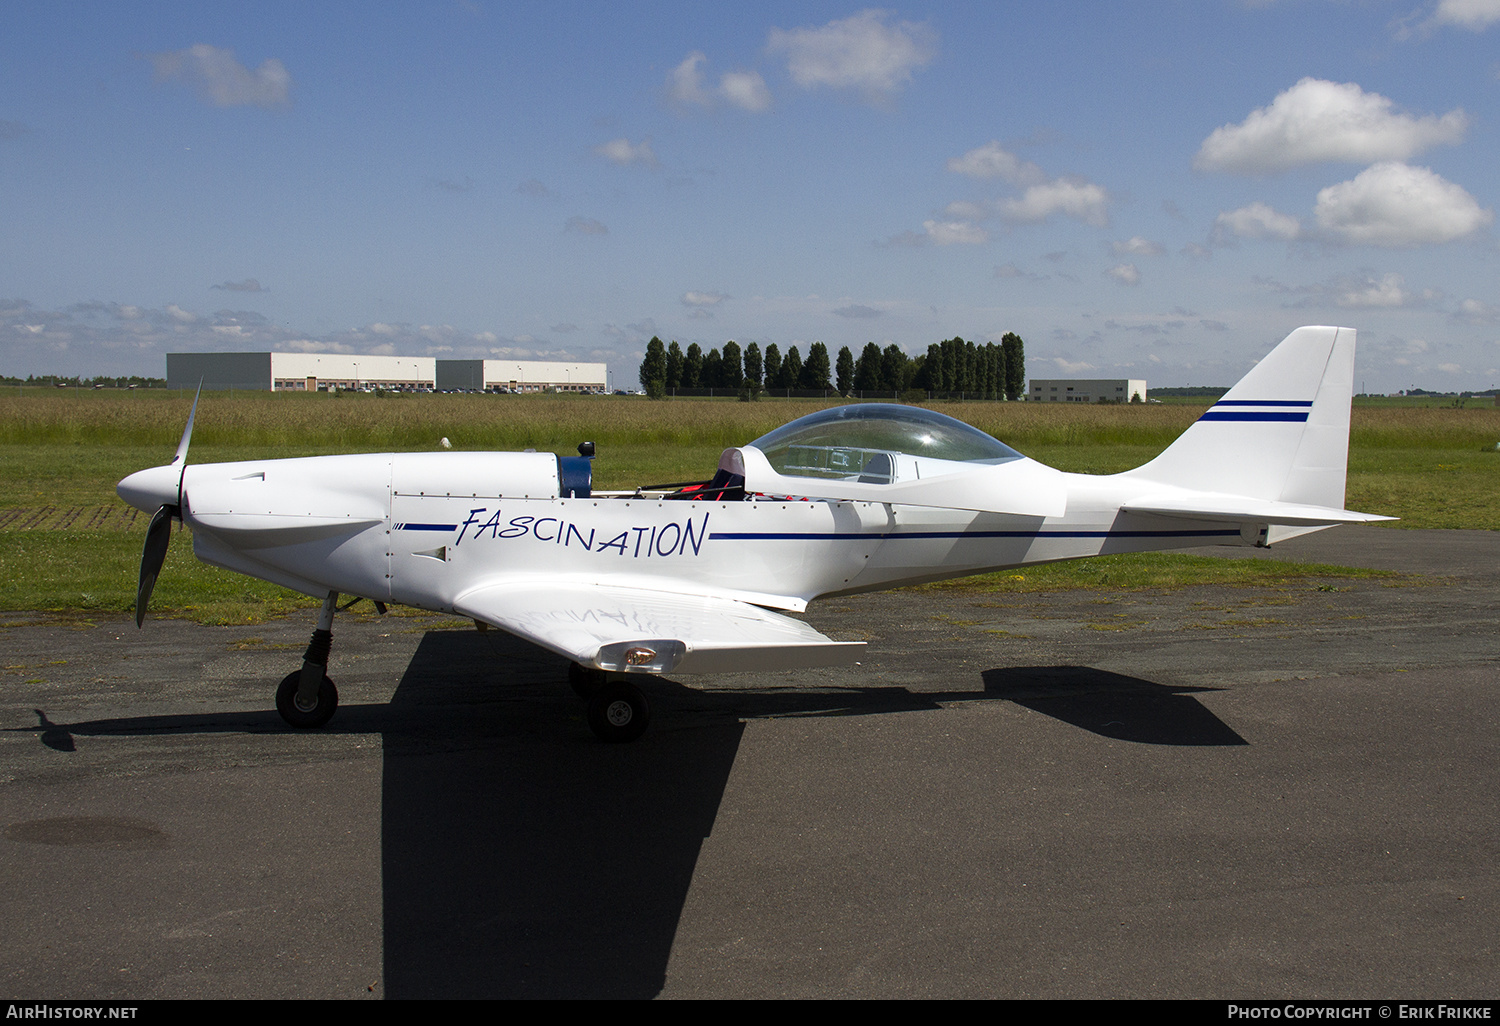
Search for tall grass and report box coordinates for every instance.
[0,391,1489,618]
[1,391,1495,520]
[4,390,1494,453]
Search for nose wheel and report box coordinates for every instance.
[276,670,339,728]
[275,591,341,729]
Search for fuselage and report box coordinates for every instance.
[119,450,1253,617]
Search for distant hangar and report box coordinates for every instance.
[1029,377,1147,403]
[166,353,608,393]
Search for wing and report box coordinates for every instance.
[453,581,864,675]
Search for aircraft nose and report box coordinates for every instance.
[117,464,181,513]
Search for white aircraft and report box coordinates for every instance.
[118,325,1390,741]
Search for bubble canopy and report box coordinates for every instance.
[747,403,1024,481]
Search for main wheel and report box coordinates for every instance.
[586,680,650,743]
[276,670,339,729]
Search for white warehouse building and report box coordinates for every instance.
[1029,378,1147,403]
[433,359,608,393]
[166,353,607,393]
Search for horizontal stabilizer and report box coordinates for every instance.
[455,581,864,675]
[1122,494,1395,526]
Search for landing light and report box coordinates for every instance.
[624,646,656,666]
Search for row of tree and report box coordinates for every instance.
[639,334,1025,399]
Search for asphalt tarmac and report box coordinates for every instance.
[1,526,1496,999]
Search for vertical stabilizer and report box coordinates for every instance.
[1124,326,1355,506]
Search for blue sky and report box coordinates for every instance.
[2,1,1497,391]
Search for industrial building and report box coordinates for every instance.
[433,359,607,393]
[166,353,607,393]
[167,352,434,391]
[1028,378,1147,403]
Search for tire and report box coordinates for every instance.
[586,680,650,743]
[276,670,339,729]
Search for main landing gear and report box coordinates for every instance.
[570,662,652,743]
[276,591,340,729]
[271,595,652,742]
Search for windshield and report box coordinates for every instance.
[748,404,1023,481]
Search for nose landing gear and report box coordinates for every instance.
[276,591,340,729]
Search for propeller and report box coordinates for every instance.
[132,384,201,627]
[135,504,175,628]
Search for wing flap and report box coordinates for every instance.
[454,581,864,675]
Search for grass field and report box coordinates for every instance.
[0,390,1494,622]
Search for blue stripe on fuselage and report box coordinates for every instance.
[710,529,1240,541]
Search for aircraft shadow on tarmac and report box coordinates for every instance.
[980,666,1248,747]
[15,628,1244,998]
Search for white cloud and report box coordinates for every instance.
[1455,298,1500,323]
[594,137,657,167]
[148,44,291,109]
[768,9,937,102]
[1112,236,1164,257]
[1194,78,1468,173]
[668,51,713,107]
[946,141,1044,185]
[210,278,267,292]
[1335,272,1410,307]
[669,52,773,112]
[1215,201,1303,241]
[1106,263,1141,287]
[998,179,1109,227]
[681,291,727,307]
[922,219,988,245]
[1314,162,1493,246]
[1052,357,1097,374]
[1428,0,1500,31]
[720,70,772,112]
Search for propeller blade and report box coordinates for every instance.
[135,504,176,628]
[171,380,202,509]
